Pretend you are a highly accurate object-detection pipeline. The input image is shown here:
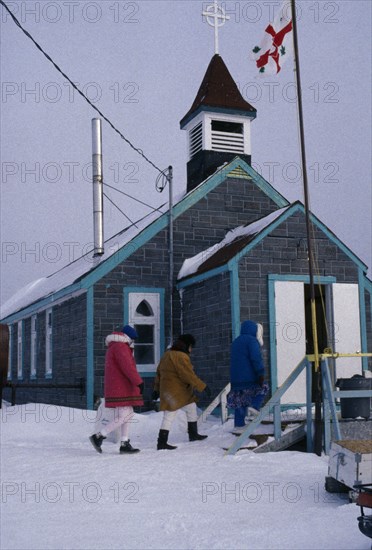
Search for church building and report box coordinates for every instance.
[2,53,372,410]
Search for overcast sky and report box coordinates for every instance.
[1,0,371,307]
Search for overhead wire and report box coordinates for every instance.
[102,181,166,215]
[1,0,171,243]
[0,0,164,175]
[102,178,168,233]
[103,192,137,228]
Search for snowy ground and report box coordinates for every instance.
[0,402,368,550]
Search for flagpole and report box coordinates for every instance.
[290,0,322,455]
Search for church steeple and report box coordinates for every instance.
[180,54,257,192]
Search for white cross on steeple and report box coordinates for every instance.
[202,0,230,55]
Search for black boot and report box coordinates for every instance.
[157,429,177,450]
[119,440,140,454]
[188,421,208,441]
[89,433,106,454]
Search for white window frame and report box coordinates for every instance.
[7,324,12,380]
[128,292,161,373]
[17,320,23,379]
[45,308,53,377]
[30,315,37,378]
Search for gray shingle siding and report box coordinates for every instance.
[91,175,280,406]
[5,294,87,407]
[181,273,232,404]
[5,172,370,410]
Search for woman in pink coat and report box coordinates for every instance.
[89,325,144,454]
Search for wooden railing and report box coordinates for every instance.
[199,353,372,455]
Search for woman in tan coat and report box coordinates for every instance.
[153,334,211,450]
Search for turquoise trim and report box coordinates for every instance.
[225,357,308,455]
[2,284,84,324]
[321,358,342,449]
[267,274,336,284]
[239,162,289,207]
[123,287,165,374]
[177,265,229,289]
[4,155,368,325]
[178,202,365,290]
[180,105,257,128]
[82,159,289,289]
[248,201,365,272]
[268,277,278,392]
[177,203,342,291]
[226,201,366,273]
[363,275,372,294]
[307,209,367,273]
[228,203,298,269]
[268,274,336,394]
[83,226,168,289]
[358,269,368,370]
[230,265,240,339]
[86,287,94,410]
[174,158,288,214]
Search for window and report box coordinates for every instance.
[17,321,23,379]
[45,309,53,377]
[211,120,243,134]
[30,315,37,378]
[135,323,155,365]
[127,292,162,373]
[7,325,12,380]
[211,119,244,153]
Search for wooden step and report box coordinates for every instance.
[253,422,306,453]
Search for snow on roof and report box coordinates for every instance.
[0,199,175,319]
[177,206,290,281]
[1,159,291,320]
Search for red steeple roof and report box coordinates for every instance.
[180,54,256,128]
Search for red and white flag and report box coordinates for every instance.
[252,1,293,76]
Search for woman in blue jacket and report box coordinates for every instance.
[227,320,269,429]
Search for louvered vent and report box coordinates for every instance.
[189,122,203,158]
[228,166,252,179]
[211,120,244,153]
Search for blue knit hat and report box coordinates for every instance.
[122,325,138,340]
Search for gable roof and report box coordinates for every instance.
[178,207,289,281]
[0,207,167,321]
[0,157,290,321]
[180,54,257,128]
[177,202,368,285]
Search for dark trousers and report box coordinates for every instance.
[233,393,265,427]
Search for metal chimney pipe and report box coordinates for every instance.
[92,118,104,256]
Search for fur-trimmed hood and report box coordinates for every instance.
[105,332,132,347]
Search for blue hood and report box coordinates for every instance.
[240,320,257,337]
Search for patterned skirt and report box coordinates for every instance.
[227,383,269,409]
